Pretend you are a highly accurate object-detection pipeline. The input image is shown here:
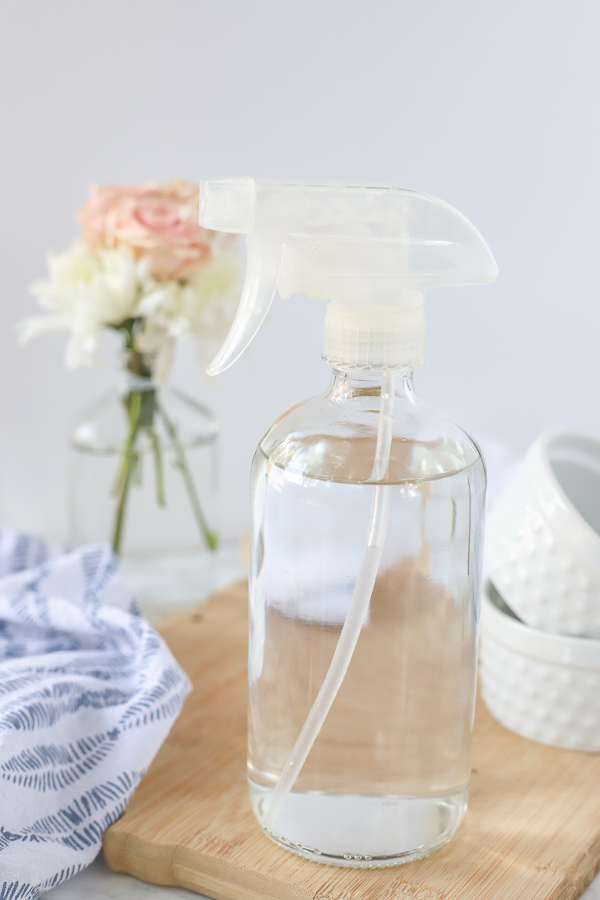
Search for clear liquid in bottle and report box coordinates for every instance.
[247,376,486,867]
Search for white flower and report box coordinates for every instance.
[20,233,244,379]
[19,242,149,368]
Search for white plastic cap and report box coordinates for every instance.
[199,180,498,374]
[323,300,425,371]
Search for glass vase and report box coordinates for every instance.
[69,350,218,613]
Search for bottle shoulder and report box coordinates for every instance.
[257,384,484,485]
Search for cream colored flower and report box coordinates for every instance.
[19,242,148,367]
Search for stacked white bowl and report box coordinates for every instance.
[481,429,600,752]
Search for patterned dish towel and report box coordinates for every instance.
[0,529,192,899]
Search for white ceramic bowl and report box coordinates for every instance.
[485,429,600,637]
[480,580,600,752]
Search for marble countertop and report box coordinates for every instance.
[45,856,201,900]
[44,545,600,900]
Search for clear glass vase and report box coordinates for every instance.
[69,350,218,612]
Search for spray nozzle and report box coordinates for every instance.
[199,179,498,375]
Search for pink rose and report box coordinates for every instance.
[78,180,214,280]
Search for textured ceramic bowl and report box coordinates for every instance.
[480,581,600,752]
[485,429,600,637]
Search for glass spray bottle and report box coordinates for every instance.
[199,179,498,867]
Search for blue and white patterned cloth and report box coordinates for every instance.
[0,529,192,899]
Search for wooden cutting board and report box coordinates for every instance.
[104,581,600,900]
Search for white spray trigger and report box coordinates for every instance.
[199,179,498,374]
[206,236,281,376]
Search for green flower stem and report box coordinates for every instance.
[113,391,141,498]
[149,427,166,507]
[157,401,218,552]
[111,390,143,555]
[132,450,142,486]
[109,339,216,556]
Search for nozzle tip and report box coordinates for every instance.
[199,178,255,234]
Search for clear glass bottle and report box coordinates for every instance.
[247,368,486,867]
[197,176,497,866]
[70,350,219,612]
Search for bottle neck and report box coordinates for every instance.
[328,367,417,404]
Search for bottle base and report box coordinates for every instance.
[248,779,468,868]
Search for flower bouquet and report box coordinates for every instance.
[20,180,243,558]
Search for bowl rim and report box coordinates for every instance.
[529,427,600,570]
[481,580,600,669]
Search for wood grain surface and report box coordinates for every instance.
[104,580,600,900]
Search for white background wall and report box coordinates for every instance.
[0,1,598,542]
